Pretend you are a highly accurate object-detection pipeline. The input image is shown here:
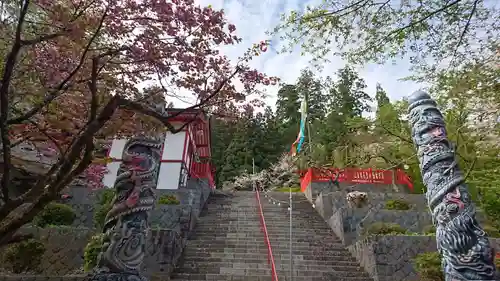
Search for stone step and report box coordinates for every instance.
[191,231,335,237]
[193,227,334,237]
[195,223,331,229]
[200,215,319,219]
[192,229,334,237]
[183,252,359,262]
[194,223,331,229]
[176,261,366,272]
[183,247,351,255]
[187,237,337,244]
[176,267,369,277]
[187,240,343,247]
[171,273,372,281]
[187,237,342,245]
[177,259,362,267]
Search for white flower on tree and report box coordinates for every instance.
[224,154,300,191]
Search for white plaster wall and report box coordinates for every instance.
[162,132,185,160]
[183,132,190,162]
[157,162,181,189]
[109,139,127,159]
[102,161,121,188]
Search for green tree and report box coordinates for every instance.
[273,0,498,78]
[275,84,301,149]
[295,69,328,122]
[317,66,372,154]
[375,83,390,114]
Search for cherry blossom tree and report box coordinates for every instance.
[0,0,277,246]
[225,154,300,191]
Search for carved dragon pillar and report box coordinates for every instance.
[87,138,162,281]
[407,91,497,280]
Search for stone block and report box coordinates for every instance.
[348,235,500,281]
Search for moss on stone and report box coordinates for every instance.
[422,224,436,235]
[158,194,180,205]
[2,239,45,273]
[362,222,407,236]
[384,199,411,210]
[413,252,444,281]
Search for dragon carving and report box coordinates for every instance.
[408,91,496,281]
[87,138,162,281]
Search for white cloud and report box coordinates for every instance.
[181,0,427,111]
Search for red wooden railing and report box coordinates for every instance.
[255,189,279,281]
[191,162,216,189]
[299,167,414,192]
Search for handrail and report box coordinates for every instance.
[255,189,279,281]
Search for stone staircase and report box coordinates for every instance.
[261,191,373,281]
[171,191,274,281]
[171,190,373,281]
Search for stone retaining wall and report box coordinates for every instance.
[0,275,86,281]
[0,227,94,275]
[307,182,412,202]
[0,181,212,281]
[310,188,491,245]
[311,189,431,245]
[348,235,500,281]
[60,179,211,229]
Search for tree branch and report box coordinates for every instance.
[0,64,240,233]
[1,232,34,245]
[449,0,479,68]
[0,0,31,203]
[87,57,99,123]
[300,0,369,22]
[463,155,477,181]
[383,0,462,40]
[20,30,69,46]
[7,7,108,125]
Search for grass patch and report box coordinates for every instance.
[413,252,444,281]
[384,199,411,210]
[275,187,301,193]
[158,194,180,205]
[362,222,407,236]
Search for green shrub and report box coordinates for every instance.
[93,189,115,229]
[479,188,500,227]
[2,239,45,273]
[275,187,301,192]
[413,252,444,281]
[362,222,407,236]
[32,203,76,227]
[158,194,180,205]
[83,233,105,272]
[423,225,436,235]
[384,199,411,210]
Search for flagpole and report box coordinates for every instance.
[289,184,293,281]
[307,117,312,155]
[252,158,255,191]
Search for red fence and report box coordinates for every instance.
[191,162,216,189]
[255,189,279,281]
[299,167,413,192]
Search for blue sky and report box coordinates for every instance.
[191,0,426,111]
